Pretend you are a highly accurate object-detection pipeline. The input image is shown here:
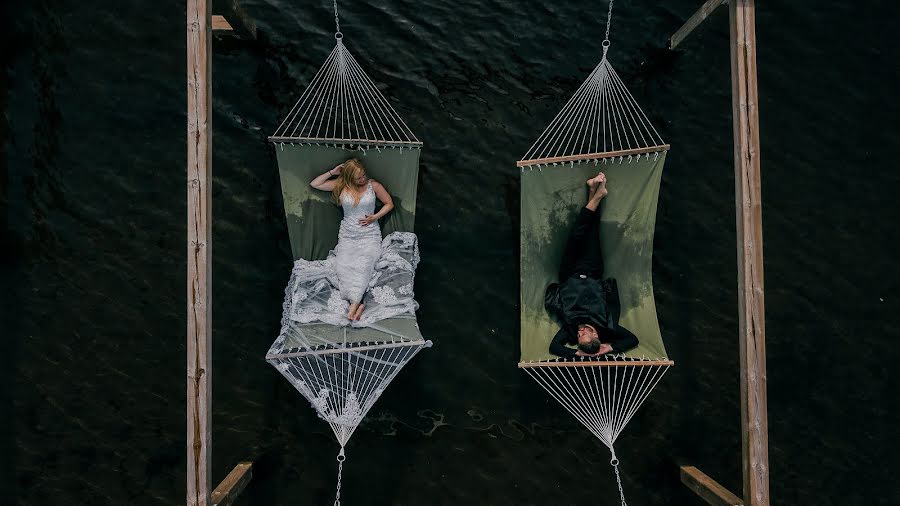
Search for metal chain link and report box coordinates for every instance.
[603,0,615,43]
[334,448,345,506]
[613,461,628,506]
[333,0,341,35]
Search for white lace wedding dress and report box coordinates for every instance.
[335,182,383,304]
[281,182,420,328]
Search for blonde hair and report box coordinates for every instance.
[332,158,368,205]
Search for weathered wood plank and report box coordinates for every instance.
[729,1,770,505]
[668,0,726,49]
[211,462,253,506]
[518,360,674,368]
[516,144,671,168]
[187,0,212,503]
[681,466,743,506]
[211,15,233,32]
[220,0,257,39]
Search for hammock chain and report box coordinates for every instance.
[333,0,341,36]
[611,448,628,506]
[334,447,346,506]
[603,0,615,45]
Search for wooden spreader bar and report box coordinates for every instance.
[517,144,670,168]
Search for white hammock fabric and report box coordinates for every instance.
[267,329,430,448]
[267,318,430,505]
[517,2,672,505]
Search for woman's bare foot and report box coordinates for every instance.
[347,302,358,320]
[353,303,365,321]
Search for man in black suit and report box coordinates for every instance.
[545,172,640,359]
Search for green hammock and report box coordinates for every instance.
[264,23,430,505]
[274,144,421,261]
[519,154,668,362]
[516,2,672,503]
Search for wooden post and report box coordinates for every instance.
[668,0,726,49]
[187,0,212,503]
[729,1,769,505]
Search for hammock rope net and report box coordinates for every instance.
[267,8,428,503]
[518,1,671,504]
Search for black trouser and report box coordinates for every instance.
[559,207,604,282]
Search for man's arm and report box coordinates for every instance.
[549,328,578,359]
[604,326,639,354]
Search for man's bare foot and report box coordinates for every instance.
[347,302,358,320]
[587,172,607,199]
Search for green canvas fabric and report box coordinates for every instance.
[273,143,424,347]
[278,316,424,352]
[275,144,421,261]
[519,153,668,362]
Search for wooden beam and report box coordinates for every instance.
[211,15,233,32]
[219,0,257,39]
[668,0,726,49]
[267,340,430,360]
[516,144,670,168]
[211,462,253,506]
[268,135,424,149]
[681,466,743,506]
[518,360,674,369]
[729,1,769,505]
[187,0,212,503]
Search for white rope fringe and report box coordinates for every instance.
[522,357,670,502]
[271,39,420,148]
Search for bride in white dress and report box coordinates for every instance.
[309,158,394,321]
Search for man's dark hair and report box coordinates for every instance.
[577,338,601,354]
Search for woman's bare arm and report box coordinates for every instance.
[310,163,343,191]
[359,180,394,226]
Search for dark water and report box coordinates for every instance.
[4,0,900,504]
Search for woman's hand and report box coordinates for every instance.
[330,163,344,176]
[359,214,377,227]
